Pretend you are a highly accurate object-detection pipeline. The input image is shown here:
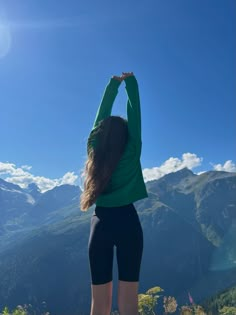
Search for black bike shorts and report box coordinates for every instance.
[88,203,143,285]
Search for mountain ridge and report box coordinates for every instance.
[0,168,235,314]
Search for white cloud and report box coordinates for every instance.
[212,160,236,172]
[143,153,203,182]
[0,162,27,176]
[1,155,235,192]
[0,162,78,193]
[21,165,32,171]
[60,172,78,185]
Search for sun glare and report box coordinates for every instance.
[0,21,11,58]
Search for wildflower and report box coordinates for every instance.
[163,296,178,313]
[180,305,193,315]
[194,305,207,315]
[188,291,194,304]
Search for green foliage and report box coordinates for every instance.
[2,285,235,315]
[146,286,164,295]
[12,305,27,315]
[219,306,236,315]
[2,306,10,315]
[202,286,236,313]
[137,285,201,315]
[138,293,160,314]
[137,286,165,315]
[136,285,231,315]
[1,304,50,315]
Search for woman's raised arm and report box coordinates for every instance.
[123,73,142,148]
[92,76,122,130]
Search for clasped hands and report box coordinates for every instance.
[112,72,134,82]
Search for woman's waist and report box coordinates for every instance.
[93,202,135,216]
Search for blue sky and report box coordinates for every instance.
[0,0,235,191]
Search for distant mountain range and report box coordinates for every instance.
[0,168,235,315]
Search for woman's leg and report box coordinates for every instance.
[117,281,139,315]
[90,281,113,315]
[88,214,114,315]
[115,205,143,315]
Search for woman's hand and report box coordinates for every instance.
[121,72,134,80]
[112,75,123,82]
[112,72,134,82]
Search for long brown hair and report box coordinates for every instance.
[80,115,128,211]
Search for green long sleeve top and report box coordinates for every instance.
[87,75,148,207]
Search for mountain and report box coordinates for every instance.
[0,168,235,315]
[23,183,41,201]
[0,179,35,236]
[0,181,81,252]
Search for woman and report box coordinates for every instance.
[80,72,148,315]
